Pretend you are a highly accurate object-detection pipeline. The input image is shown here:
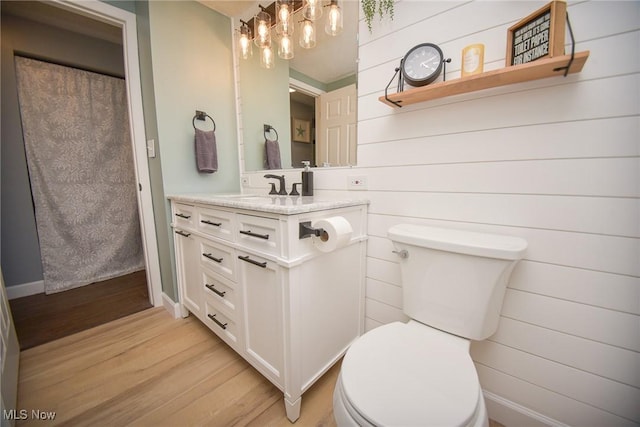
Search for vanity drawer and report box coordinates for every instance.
[199,239,236,281]
[202,268,237,315]
[198,206,234,242]
[173,203,195,229]
[205,302,239,350]
[237,214,280,256]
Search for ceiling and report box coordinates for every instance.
[199,0,359,84]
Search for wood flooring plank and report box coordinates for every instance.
[16,307,505,427]
[18,320,215,422]
[10,270,151,350]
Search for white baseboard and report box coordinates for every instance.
[6,280,44,300]
[484,390,569,427]
[162,292,181,319]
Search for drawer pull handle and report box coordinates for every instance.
[239,230,270,240]
[175,213,191,219]
[207,313,227,330]
[201,220,222,227]
[203,253,223,263]
[175,230,191,237]
[205,283,226,298]
[238,255,267,268]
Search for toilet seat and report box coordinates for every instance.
[339,321,482,427]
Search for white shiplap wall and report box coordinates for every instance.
[241,1,640,426]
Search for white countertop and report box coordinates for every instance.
[168,193,369,215]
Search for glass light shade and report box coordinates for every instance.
[325,0,343,36]
[260,45,275,69]
[276,0,294,36]
[237,25,252,59]
[299,19,316,49]
[254,10,271,48]
[302,0,323,21]
[278,34,294,59]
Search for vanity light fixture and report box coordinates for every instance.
[276,0,294,36]
[254,6,272,48]
[237,20,253,59]
[261,44,275,69]
[276,0,295,59]
[239,0,345,66]
[279,33,295,59]
[299,18,316,49]
[302,0,323,21]
[325,0,343,36]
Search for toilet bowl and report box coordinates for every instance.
[333,224,527,427]
[333,321,487,427]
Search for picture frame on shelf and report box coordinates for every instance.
[506,0,566,66]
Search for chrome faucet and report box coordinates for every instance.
[264,174,287,195]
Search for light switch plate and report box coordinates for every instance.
[147,139,156,158]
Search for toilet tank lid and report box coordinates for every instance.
[388,224,527,260]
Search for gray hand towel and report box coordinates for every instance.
[195,128,218,173]
[265,138,282,169]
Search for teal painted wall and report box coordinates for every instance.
[240,47,292,171]
[148,1,240,300]
[149,1,240,195]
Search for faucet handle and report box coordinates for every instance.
[290,183,301,196]
[268,183,278,195]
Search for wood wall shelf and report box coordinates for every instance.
[379,51,590,108]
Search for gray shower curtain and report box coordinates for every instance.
[14,56,144,294]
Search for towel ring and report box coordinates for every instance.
[193,110,216,132]
[264,124,278,141]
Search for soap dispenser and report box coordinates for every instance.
[301,161,313,196]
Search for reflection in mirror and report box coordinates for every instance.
[237,0,358,172]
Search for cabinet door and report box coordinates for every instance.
[174,229,202,318]
[1,269,19,427]
[238,251,284,387]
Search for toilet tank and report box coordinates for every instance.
[388,224,527,340]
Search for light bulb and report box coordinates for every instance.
[303,0,323,20]
[254,10,271,48]
[237,24,252,59]
[279,34,294,59]
[299,19,316,49]
[276,1,294,36]
[261,45,275,69]
[325,1,343,36]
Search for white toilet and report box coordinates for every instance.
[333,224,527,427]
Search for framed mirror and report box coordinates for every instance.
[236,0,358,172]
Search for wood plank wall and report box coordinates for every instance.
[241,1,639,425]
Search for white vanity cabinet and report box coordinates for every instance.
[169,195,367,422]
[172,204,202,318]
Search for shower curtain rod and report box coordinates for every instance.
[14,52,125,80]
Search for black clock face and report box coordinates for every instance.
[402,43,444,87]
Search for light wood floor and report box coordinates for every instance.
[17,307,506,427]
[17,307,338,426]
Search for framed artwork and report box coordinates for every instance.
[292,118,311,143]
[506,0,566,66]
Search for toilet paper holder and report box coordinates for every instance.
[299,221,325,239]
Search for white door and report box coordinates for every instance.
[316,84,357,167]
[1,269,20,427]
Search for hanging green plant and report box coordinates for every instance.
[362,0,394,33]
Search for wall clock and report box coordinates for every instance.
[401,43,444,87]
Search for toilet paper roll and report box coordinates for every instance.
[312,216,353,253]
